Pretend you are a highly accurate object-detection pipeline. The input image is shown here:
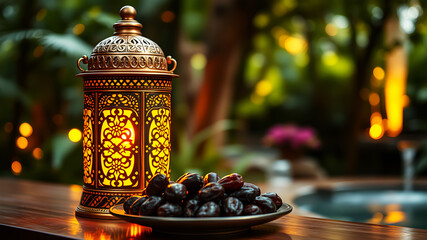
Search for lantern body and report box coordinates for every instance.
[75,6,177,219]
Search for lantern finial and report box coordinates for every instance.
[113,5,142,36]
[120,5,137,20]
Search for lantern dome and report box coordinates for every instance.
[78,5,177,76]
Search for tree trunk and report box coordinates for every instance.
[191,0,258,148]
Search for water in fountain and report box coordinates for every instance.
[401,147,416,192]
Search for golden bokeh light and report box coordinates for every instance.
[373,66,385,80]
[69,128,82,142]
[73,23,85,35]
[255,79,273,97]
[370,112,383,125]
[19,122,33,137]
[282,35,307,55]
[33,148,43,160]
[369,93,380,106]
[369,123,384,140]
[384,211,406,224]
[16,137,28,149]
[191,53,207,70]
[325,23,338,36]
[11,161,22,175]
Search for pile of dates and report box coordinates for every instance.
[123,172,283,217]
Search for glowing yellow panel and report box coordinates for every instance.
[83,108,93,185]
[100,108,136,187]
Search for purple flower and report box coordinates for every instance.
[263,124,320,150]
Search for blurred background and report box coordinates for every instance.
[1,0,427,184]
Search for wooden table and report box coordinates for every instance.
[1,178,427,240]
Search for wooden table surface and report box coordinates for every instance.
[1,178,427,240]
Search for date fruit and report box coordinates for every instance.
[243,182,261,196]
[218,173,244,192]
[129,195,149,215]
[164,183,187,203]
[124,195,141,214]
[121,171,285,218]
[139,196,165,216]
[183,199,201,217]
[146,174,169,196]
[203,172,220,185]
[229,185,257,203]
[177,172,204,195]
[196,201,221,217]
[222,197,244,216]
[157,203,183,217]
[243,204,262,215]
[262,192,283,209]
[198,182,224,202]
[254,196,276,214]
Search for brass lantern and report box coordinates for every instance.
[75,5,178,219]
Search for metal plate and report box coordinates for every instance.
[110,203,292,235]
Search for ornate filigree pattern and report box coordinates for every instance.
[93,35,164,55]
[79,189,136,210]
[98,93,140,188]
[88,35,167,71]
[83,77,171,91]
[88,55,167,71]
[145,93,171,181]
[99,93,139,111]
[83,94,95,186]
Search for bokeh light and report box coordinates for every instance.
[19,122,33,137]
[73,23,85,35]
[68,128,82,142]
[11,161,22,175]
[370,112,383,125]
[373,66,385,80]
[191,53,207,70]
[16,137,28,149]
[283,35,307,55]
[325,23,338,36]
[33,148,43,160]
[255,80,273,97]
[369,123,384,140]
[161,11,175,23]
[369,93,380,106]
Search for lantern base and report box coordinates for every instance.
[75,187,142,219]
